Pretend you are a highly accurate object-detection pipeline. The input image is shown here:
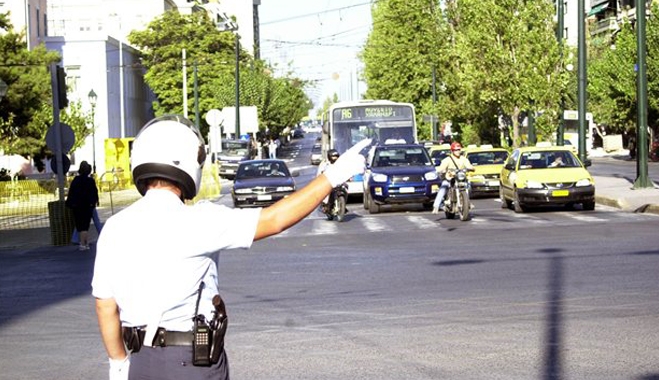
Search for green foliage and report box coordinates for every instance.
[317,94,339,119]
[0,13,90,160]
[587,3,659,134]
[128,11,311,140]
[362,0,565,148]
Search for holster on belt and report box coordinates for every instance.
[122,327,143,353]
[209,294,229,363]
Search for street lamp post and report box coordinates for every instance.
[0,79,8,102]
[88,89,98,174]
[235,33,241,139]
[216,14,240,138]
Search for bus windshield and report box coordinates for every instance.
[327,102,417,153]
[323,101,418,195]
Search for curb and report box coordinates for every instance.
[595,194,659,215]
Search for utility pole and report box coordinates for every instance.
[432,65,438,141]
[235,34,241,139]
[194,61,200,131]
[557,0,565,146]
[182,49,188,118]
[577,0,587,162]
[635,0,652,188]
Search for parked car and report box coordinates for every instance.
[499,145,595,213]
[463,145,509,196]
[231,159,298,208]
[310,143,322,165]
[362,143,440,214]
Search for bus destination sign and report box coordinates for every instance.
[334,105,413,121]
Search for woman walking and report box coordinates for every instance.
[66,161,99,250]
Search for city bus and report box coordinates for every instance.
[322,100,418,195]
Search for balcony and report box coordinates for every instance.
[590,16,618,37]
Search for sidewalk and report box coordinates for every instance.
[592,173,659,214]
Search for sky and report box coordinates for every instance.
[258,1,373,115]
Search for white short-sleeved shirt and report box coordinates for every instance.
[91,189,261,332]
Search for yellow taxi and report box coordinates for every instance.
[463,145,509,196]
[427,143,451,166]
[499,144,595,213]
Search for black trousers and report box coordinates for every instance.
[128,346,229,380]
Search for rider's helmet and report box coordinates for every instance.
[450,142,462,151]
[131,115,207,200]
[327,149,340,164]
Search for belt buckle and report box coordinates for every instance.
[154,327,168,347]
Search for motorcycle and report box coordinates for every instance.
[322,183,348,222]
[443,169,471,221]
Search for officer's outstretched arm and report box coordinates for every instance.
[255,139,371,241]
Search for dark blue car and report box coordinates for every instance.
[362,144,441,214]
[231,159,298,208]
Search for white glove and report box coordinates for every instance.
[109,355,130,380]
[323,138,372,188]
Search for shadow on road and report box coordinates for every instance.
[0,246,94,327]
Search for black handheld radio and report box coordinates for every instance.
[192,282,212,366]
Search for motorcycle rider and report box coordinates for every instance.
[432,142,475,214]
[317,149,341,214]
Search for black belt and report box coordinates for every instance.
[123,326,193,347]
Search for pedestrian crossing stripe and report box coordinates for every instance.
[267,208,654,239]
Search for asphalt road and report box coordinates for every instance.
[0,134,657,380]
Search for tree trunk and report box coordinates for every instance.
[512,106,521,148]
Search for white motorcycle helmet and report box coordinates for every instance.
[131,115,206,200]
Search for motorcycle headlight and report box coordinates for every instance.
[234,188,252,194]
[424,171,439,181]
[575,178,592,187]
[456,171,467,181]
[276,186,294,192]
[372,173,388,182]
[525,180,544,189]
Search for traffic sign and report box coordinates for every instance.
[205,109,223,127]
[46,123,75,153]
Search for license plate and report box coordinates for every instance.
[225,169,235,174]
[399,187,415,194]
[552,190,569,197]
[257,194,272,201]
[488,180,499,187]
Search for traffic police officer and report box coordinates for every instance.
[92,115,371,380]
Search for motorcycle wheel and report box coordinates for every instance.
[336,195,346,222]
[459,190,470,221]
[444,189,456,219]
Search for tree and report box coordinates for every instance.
[361,0,445,141]
[0,13,89,160]
[128,11,311,140]
[316,93,340,119]
[588,3,659,136]
[446,0,564,147]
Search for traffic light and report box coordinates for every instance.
[56,65,68,109]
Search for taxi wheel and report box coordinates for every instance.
[513,189,526,213]
[500,187,512,209]
[582,201,595,211]
[363,192,369,209]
